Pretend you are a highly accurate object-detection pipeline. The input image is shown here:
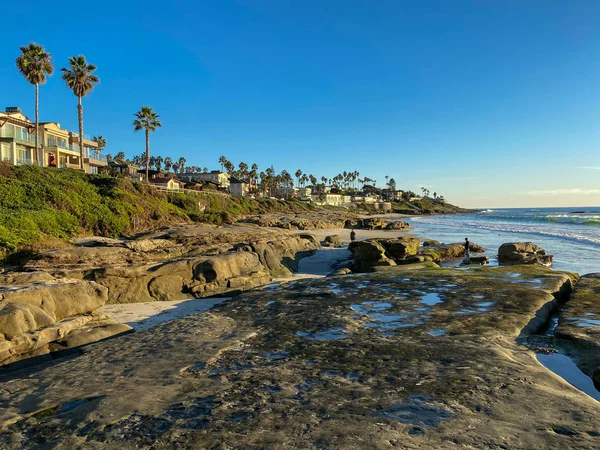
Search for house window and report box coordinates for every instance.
[1,143,10,162]
[16,146,30,164]
[89,166,98,174]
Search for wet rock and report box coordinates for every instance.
[379,237,420,258]
[422,240,440,247]
[555,273,600,387]
[498,242,553,267]
[328,268,352,276]
[348,240,396,270]
[322,235,342,248]
[420,242,485,262]
[384,220,412,230]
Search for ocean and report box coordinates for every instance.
[405,207,600,275]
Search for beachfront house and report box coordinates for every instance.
[311,193,344,206]
[179,170,230,188]
[108,161,142,180]
[0,106,107,174]
[229,176,249,197]
[150,177,182,191]
[0,107,37,166]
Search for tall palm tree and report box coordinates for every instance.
[61,55,99,170]
[132,106,162,182]
[177,157,186,173]
[295,169,302,188]
[92,136,106,153]
[164,156,173,173]
[16,43,54,166]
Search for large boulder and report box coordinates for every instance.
[349,240,396,271]
[323,235,342,248]
[384,221,413,230]
[420,242,485,262]
[379,237,420,259]
[498,242,552,266]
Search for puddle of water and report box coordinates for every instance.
[365,301,394,310]
[472,295,486,299]
[456,309,478,315]
[297,327,349,341]
[421,293,443,306]
[346,372,361,381]
[414,307,429,312]
[267,301,277,306]
[263,351,290,361]
[427,329,449,337]
[508,273,521,278]
[475,301,494,312]
[536,353,600,402]
[572,317,600,328]
[369,312,411,323]
[372,395,452,427]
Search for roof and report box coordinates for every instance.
[229,176,248,184]
[150,177,176,184]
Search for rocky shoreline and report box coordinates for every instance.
[0,213,599,448]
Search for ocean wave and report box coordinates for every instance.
[407,218,600,246]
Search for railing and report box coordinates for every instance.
[84,148,107,162]
[151,185,230,196]
[17,157,33,165]
[3,127,36,145]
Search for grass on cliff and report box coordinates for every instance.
[0,164,314,259]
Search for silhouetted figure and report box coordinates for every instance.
[48,153,56,168]
[463,237,471,263]
[350,229,356,242]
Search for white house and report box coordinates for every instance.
[229,176,249,197]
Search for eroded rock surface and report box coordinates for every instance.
[17,225,321,304]
[0,278,130,366]
[498,242,553,267]
[1,265,598,449]
[555,273,600,387]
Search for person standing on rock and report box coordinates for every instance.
[463,238,471,263]
[350,229,356,242]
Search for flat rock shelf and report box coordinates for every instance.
[1,265,599,449]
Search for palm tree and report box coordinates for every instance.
[219,156,229,172]
[177,157,186,173]
[295,169,302,188]
[164,156,173,173]
[154,155,164,171]
[132,106,162,182]
[61,55,99,170]
[92,136,106,152]
[203,167,208,173]
[16,43,54,166]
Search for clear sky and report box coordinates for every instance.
[1,0,599,208]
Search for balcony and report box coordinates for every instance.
[84,148,107,162]
[2,128,37,146]
[17,157,33,165]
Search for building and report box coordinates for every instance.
[0,107,38,166]
[298,187,312,199]
[108,161,142,180]
[0,106,107,173]
[150,177,182,191]
[229,176,249,197]
[179,170,229,188]
[311,193,344,206]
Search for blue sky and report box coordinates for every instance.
[1,0,599,207]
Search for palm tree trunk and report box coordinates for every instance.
[145,128,150,183]
[78,97,84,171]
[35,84,39,166]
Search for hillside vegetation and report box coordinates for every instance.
[0,164,314,258]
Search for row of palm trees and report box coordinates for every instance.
[16,43,98,170]
[16,42,160,180]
